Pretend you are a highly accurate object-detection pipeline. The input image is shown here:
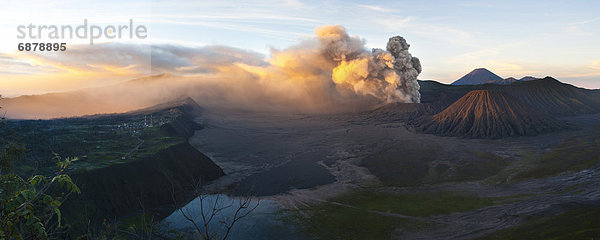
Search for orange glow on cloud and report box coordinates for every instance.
[0,52,143,96]
[2,25,424,119]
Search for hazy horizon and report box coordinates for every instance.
[1,0,599,98]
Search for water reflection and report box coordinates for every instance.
[160,194,303,240]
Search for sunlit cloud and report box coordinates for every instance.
[484,60,539,77]
[587,60,600,71]
[371,15,479,48]
[0,0,599,91]
[0,53,53,75]
[0,42,273,96]
[142,13,320,23]
[449,49,499,64]
[566,17,600,26]
[147,19,312,40]
[357,4,393,13]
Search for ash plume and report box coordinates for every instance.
[326,26,422,104]
[234,25,423,110]
[4,25,423,118]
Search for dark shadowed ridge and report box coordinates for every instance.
[71,96,202,119]
[451,68,503,85]
[373,77,600,138]
[492,77,600,116]
[450,68,539,86]
[414,77,600,116]
[125,96,202,116]
[519,76,538,81]
[497,76,537,85]
[417,90,566,138]
[494,77,518,85]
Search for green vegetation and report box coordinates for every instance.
[285,202,423,240]
[1,100,81,239]
[516,136,600,179]
[454,151,509,181]
[0,108,187,176]
[479,205,600,240]
[361,141,509,187]
[0,100,214,238]
[329,189,497,217]
[360,141,440,186]
[0,158,80,239]
[287,189,507,240]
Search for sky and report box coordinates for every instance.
[0,0,599,97]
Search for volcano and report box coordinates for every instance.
[416,77,600,117]
[491,77,600,116]
[417,90,566,138]
[451,68,503,85]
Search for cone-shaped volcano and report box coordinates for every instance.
[451,68,503,85]
[418,90,566,138]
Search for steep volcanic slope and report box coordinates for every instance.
[418,90,566,138]
[57,98,225,228]
[489,77,600,116]
[451,68,503,85]
[416,77,600,117]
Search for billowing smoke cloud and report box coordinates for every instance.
[235,25,422,106]
[322,25,421,103]
[3,25,422,118]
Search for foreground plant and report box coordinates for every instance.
[1,154,81,240]
[1,99,81,239]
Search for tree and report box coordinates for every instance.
[0,98,81,239]
[177,192,259,240]
[0,156,81,239]
[122,181,260,240]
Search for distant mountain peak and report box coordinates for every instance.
[451,68,503,85]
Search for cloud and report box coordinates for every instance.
[145,18,313,42]
[449,49,500,64]
[14,43,268,75]
[370,16,477,47]
[0,44,270,98]
[357,4,393,13]
[587,60,600,71]
[0,53,49,75]
[3,25,424,118]
[483,60,540,77]
[149,45,268,74]
[566,17,600,26]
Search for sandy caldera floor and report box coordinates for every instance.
[188,109,600,239]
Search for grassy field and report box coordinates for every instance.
[286,189,508,240]
[284,202,423,240]
[361,140,510,187]
[300,125,600,239]
[328,189,497,217]
[479,204,600,240]
[515,136,600,180]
